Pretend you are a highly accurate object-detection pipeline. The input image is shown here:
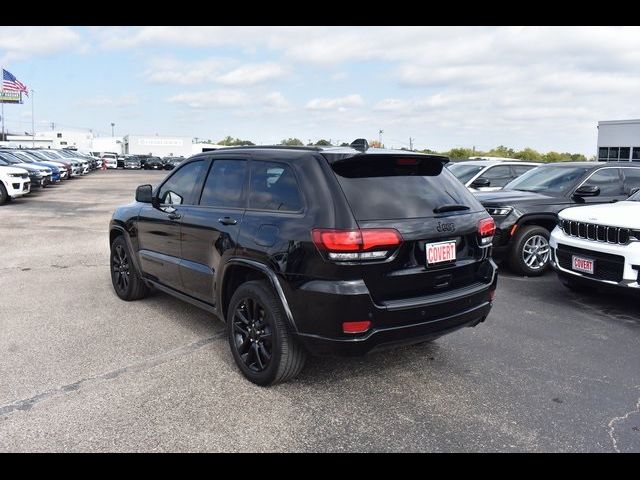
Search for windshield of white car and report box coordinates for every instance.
[629,190,640,202]
[504,165,590,194]
[10,151,37,163]
[448,163,485,184]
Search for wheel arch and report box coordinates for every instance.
[219,259,297,332]
[109,225,143,277]
[515,214,557,235]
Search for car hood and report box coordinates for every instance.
[475,189,562,206]
[0,165,29,175]
[559,201,640,229]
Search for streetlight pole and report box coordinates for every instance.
[378,129,384,148]
[111,122,115,137]
[31,89,35,148]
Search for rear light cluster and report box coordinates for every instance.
[478,217,496,246]
[312,228,403,261]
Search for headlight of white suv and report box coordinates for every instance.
[486,207,512,216]
[9,173,24,178]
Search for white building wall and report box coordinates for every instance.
[91,137,124,155]
[597,119,640,161]
[125,135,192,157]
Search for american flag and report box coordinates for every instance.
[2,69,29,97]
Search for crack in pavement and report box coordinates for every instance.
[0,333,225,419]
[607,386,640,453]
[0,263,109,273]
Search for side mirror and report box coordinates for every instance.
[573,185,600,197]
[629,187,640,197]
[135,184,153,203]
[471,177,491,189]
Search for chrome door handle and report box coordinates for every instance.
[218,217,237,226]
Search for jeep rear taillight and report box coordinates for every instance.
[312,228,403,261]
[478,217,496,246]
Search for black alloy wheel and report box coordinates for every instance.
[227,280,306,386]
[110,236,150,301]
[232,296,273,373]
[111,243,130,295]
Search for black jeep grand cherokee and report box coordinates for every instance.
[109,141,498,385]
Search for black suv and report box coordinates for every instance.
[109,142,498,385]
[476,162,640,276]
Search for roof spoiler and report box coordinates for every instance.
[350,138,369,152]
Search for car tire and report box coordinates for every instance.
[227,280,307,386]
[508,225,551,276]
[0,183,8,205]
[110,235,150,301]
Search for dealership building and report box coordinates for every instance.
[123,135,193,157]
[597,119,640,162]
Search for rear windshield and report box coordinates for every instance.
[330,155,482,220]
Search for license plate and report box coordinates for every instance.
[572,255,594,274]
[426,240,456,266]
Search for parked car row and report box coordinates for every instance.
[0,148,101,205]
[97,154,186,171]
[471,161,640,296]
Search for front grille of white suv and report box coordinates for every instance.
[559,220,636,245]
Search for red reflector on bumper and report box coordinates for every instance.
[342,321,371,334]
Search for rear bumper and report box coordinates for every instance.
[296,301,492,356]
[288,260,498,356]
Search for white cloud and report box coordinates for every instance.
[263,92,292,111]
[142,57,288,86]
[167,90,250,108]
[0,26,83,63]
[77,95,139,108]
[216,62,288,86]
[144,57,230,85]
[306,94,364,111]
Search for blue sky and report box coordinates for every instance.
[2,26,640,154]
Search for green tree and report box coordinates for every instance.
[446,147,477,159]
[315,139,332,146]
[486,145,515,158]
[217,136,255,146]
[280,138,304,146]
[514,147,543,162]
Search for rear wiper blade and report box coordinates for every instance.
[433,204,470,214]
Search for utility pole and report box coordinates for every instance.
[50,122,55,131]
[378,129,384,147]
[111,122,115,137]
[31,89,35,147]
[409,137,413,151]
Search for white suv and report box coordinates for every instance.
[448,160,540,192]
[0,163,31,205]
[101,153,118,169]
[550,190,640,293]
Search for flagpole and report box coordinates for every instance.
[1,65,4,142]
[31,89,35,147]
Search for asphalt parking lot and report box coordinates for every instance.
[0,170,639,452]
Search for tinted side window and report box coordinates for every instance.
[158,160,204,206]
[622,168,640,194]
[249,161,303,212]
[513,165,536,176]
[583,169,623,196]
[479,165,514,187]
[199,159,247,208]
